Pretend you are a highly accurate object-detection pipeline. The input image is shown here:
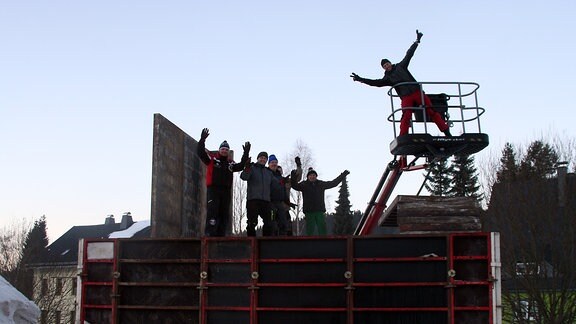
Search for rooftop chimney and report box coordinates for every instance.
[556,162,568,208]
[120,212,134,230]
[105,215,115,225]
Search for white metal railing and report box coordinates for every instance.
[386,81,486,137]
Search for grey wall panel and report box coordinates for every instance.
[151,113,205,237]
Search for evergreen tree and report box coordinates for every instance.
[16,215,49,298]
[424,157,452,196]
[448,154,482,202]
[484,139,576,322]
[496,142,519,183]
[518,140,558,179]
[351,210,363,230]
[333,176,354,235]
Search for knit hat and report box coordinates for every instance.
[307,167,317,177]
[257,151,268,159]
[268,154,278,163]
[219,141,230,149]
[381,58,391,66]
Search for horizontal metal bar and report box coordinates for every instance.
[353,257,447,262]
[353,307,449,312]
[258,258,346,263]
[83,282,113,286]
[117,305,199,311]
[119,259,201,264]
[256,307,347,312]
[352,282,447,287]
[255,283,347,287]
[82,304,113,309]
[118,282,199,287]
[204,259,252,263]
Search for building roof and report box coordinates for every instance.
[30,217,150,266]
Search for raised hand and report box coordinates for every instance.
[416,29,423,43]
[243,141,251,153]
[200,128,210,142]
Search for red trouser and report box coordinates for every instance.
[399,91,449,135]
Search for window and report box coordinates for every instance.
[515,262,542,276]
[69,310,76,324]
[55,278,63,295]
[55,310,61,324]
[518,300,538,322]
[40,310,48,324]
[41,279,48,297]
[72,278,77,296]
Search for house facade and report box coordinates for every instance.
[29,213,149,324]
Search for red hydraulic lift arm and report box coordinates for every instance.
[354,156,405,235]
[354,155,429,235]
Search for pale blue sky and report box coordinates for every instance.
[2,1,575,241]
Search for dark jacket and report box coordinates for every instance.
[240,163,274,201]
[197,140,247,188]
[291,173,346,213]
[270,169,289,202]
[357,41,421,97]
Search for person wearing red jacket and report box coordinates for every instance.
[351,30,451,137]
[197,128,250,236]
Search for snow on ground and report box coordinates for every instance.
[0,275,40,324]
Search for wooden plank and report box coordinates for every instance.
[379,195,482,232]
[400,222,482,232]
[397,216,480,225]
[379,195,401,226]
[396,196,480,217]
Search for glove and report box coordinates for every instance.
[416,29,423,43]
[243,141,251,154]
[295,156,302,168]
[350,73,361,81]
[200,128,209,142]
[342,170,350,177]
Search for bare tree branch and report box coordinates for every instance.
[0,218,32,277]
[283,139,315,236]
[232,173,247,235]
[483,138,576,323]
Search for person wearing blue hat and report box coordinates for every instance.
[268,154,292,236]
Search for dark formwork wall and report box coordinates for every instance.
[80,234,496,324]
[151,113,205,237]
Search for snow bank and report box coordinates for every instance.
[0,275,40,324]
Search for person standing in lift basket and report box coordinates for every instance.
[351,30,451,137]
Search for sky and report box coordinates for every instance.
[2,1,576,242]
